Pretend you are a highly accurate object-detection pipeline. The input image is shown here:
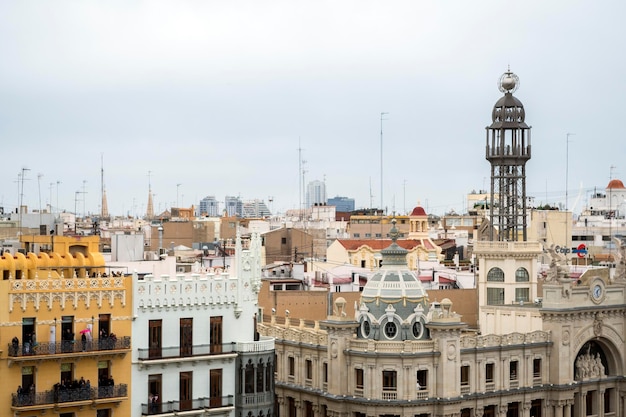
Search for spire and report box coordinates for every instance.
[146,190,154,219]
[101,188,109,219]
[146,170,154,219]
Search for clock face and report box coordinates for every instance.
[593,285,602,299]
[591,282,604,303]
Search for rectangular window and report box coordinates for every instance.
[605,388,613,413]
[305,359,313,380]
[460,365,470,386]
[533,358,541,378]
[365,233,371,238]
[353,233,360,238]
[486,288,505,305]
[180,318,193,357]
[382,370,397,391]
[355,368,364,389]
[288,356,295,376]
[210,369,222,408]
[179,371,192,411]
[210,316,223,354]
[149,320,162,359]
[510,361,518,380]
[515,288,530,302]
[323,362,328,383]
[416,369,428,389]
[281,238,287,244]
[485,363,494,383]
[148,374,162,414]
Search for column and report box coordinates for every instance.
[563,400,572,417]
[553,401,563,417]
[368,364,375,399]
[277,396,286,417]
[580,392,587,417]
[404,365,411,400]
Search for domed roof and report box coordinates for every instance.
[410,205,427,216]
[489,69,528,129]
[607,179,625,190]
[356,219,429,341]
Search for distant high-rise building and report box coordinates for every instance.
[199,196,219,217]
[328,196,355,212]
[225,196,243,217]
[306,180,326,207]
[242,200,271,218]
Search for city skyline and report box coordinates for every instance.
[1,1,625,216]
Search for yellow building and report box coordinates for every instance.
[1,236,132,417]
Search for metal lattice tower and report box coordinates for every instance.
[486,69,531,241]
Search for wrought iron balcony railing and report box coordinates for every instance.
[141,395,233,415]
[11,384,128,407]
[137,342,235,360]
[8,337,131,357]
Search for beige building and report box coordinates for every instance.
[257,69,626,417]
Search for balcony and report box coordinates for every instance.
[137,343,236,362]
[382,391,397,400]
[416,388,429,400]
[238,392,273,406]
[235,337,275,353]
[141,395,233,416]
[7,337,131,365]
[11,384,128,410]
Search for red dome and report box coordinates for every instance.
[607,179,626,189]
[410,206,427,216]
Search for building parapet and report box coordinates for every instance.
[473,241,543,254]
[135,271,242,310]
[460,330,550,349]
[258,323,328,346]
[7,276,126,311]
[346,339,436,353]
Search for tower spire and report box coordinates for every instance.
[486,69,531,241]
[101,154,109,219]
[146,170,154,219]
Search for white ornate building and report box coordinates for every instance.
[131,232,275,417]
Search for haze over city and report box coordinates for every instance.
[1,1,624,217]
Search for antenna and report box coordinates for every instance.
[380,112,389,214]
[565,132,575,264]
[18,167,30,237]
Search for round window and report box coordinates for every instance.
[412,321,423,338]
[384,321,397,338]
[361,320,371,337]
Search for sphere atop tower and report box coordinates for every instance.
[498,69,519,93]
[491,68,528,128]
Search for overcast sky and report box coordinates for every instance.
[1,1,624,218]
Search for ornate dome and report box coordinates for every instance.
[356,219,430,341]
[607,179,625,190]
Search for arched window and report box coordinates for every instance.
[245,360,254,393]
[257,359,265,392]
[487,267,505,282]
[515,267,529,282]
